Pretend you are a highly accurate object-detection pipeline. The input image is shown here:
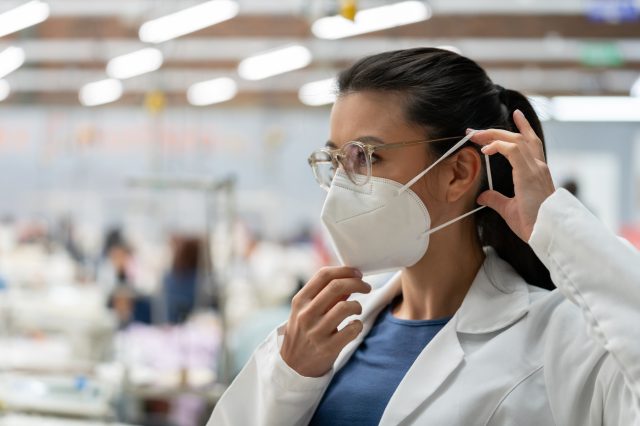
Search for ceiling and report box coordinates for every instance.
[0,0,639,106]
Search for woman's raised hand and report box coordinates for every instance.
[468,110,556,242]
[280,266,371,377]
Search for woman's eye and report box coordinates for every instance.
[371,154,381,164]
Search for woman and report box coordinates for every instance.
[208,48,640,425]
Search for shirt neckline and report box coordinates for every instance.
[384,296,452,327]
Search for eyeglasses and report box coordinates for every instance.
[307,136,468,190]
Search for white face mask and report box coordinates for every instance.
[320,132,493,275]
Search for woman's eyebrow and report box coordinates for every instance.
[325,135,386,147]
[357,136,386,145]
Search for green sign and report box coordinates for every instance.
[580,42,624,67]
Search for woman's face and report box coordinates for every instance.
[329,91,479,226]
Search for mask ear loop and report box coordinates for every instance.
[397,130,478,195]
[425,154,493,235]
[409,131,495,236]
[485,153,494,192]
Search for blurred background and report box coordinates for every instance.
[0,0,638,425]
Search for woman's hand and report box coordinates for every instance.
[468,110,556,242]
[280,266,371,377]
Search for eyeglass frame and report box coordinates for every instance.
[307,135,473,190]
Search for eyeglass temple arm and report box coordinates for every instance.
[373,136,466,152]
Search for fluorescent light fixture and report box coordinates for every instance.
[79,78,123,106]
[106,48,163,79]
[631,75,640,97]
[527,95,551,121]
[238,45,312,80]
[299,78,337,106]
[187,77,237,106]
[0,0,50,38]
[0,47,25,79]
[552,96,640,121]
[0,80,10,102]
[139,0,239,44]
[312,1,431,40]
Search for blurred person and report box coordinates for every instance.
[163,236,202,324]
[561,178,579,198]
[98,228,135,292]
[100,229,151,327]
[210,48,640,425]
[55,216,84,264]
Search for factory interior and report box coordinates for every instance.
[0,1,639,425]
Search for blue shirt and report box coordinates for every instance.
[310,299,451,425]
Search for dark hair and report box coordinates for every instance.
[171,237,202,272]
[337,47,553,290]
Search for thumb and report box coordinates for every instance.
[477,190,510,217]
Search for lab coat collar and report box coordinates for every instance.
[455,247,531,334]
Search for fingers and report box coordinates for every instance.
[315,300,362,333]
[295,266,362,302]
[512,110,546,161]
[512,110,536,142]
[329,319,364,350]
[467,110,546,163]
[311,277,371,315]
[477,190,511,217]
[467,127,520,145]
[480,140,531,170]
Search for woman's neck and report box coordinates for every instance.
[392,221,485,320]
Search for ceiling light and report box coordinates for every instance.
[552,96,640,121]
[187,77,237,106]
[106,48,163,79]
[139,0,239,44]
[0,47,25,79]
[79,79,123,106]
[238,45,312,81]
[312,1,431,40]
[0,0,50,39]
[0,80,10,102]
[298,78,337,106]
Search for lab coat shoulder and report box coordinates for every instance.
[528,189,640,425]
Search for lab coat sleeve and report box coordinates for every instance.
[207,325,332,426]
[528,188,640,424]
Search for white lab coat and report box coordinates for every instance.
[208,189,640,425]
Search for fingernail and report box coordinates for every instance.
[465,128,474,134]
[515,109,523,117]
[481,146,489,153]
[353,269,363,278]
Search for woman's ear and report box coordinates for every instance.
[446,147,482,203]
